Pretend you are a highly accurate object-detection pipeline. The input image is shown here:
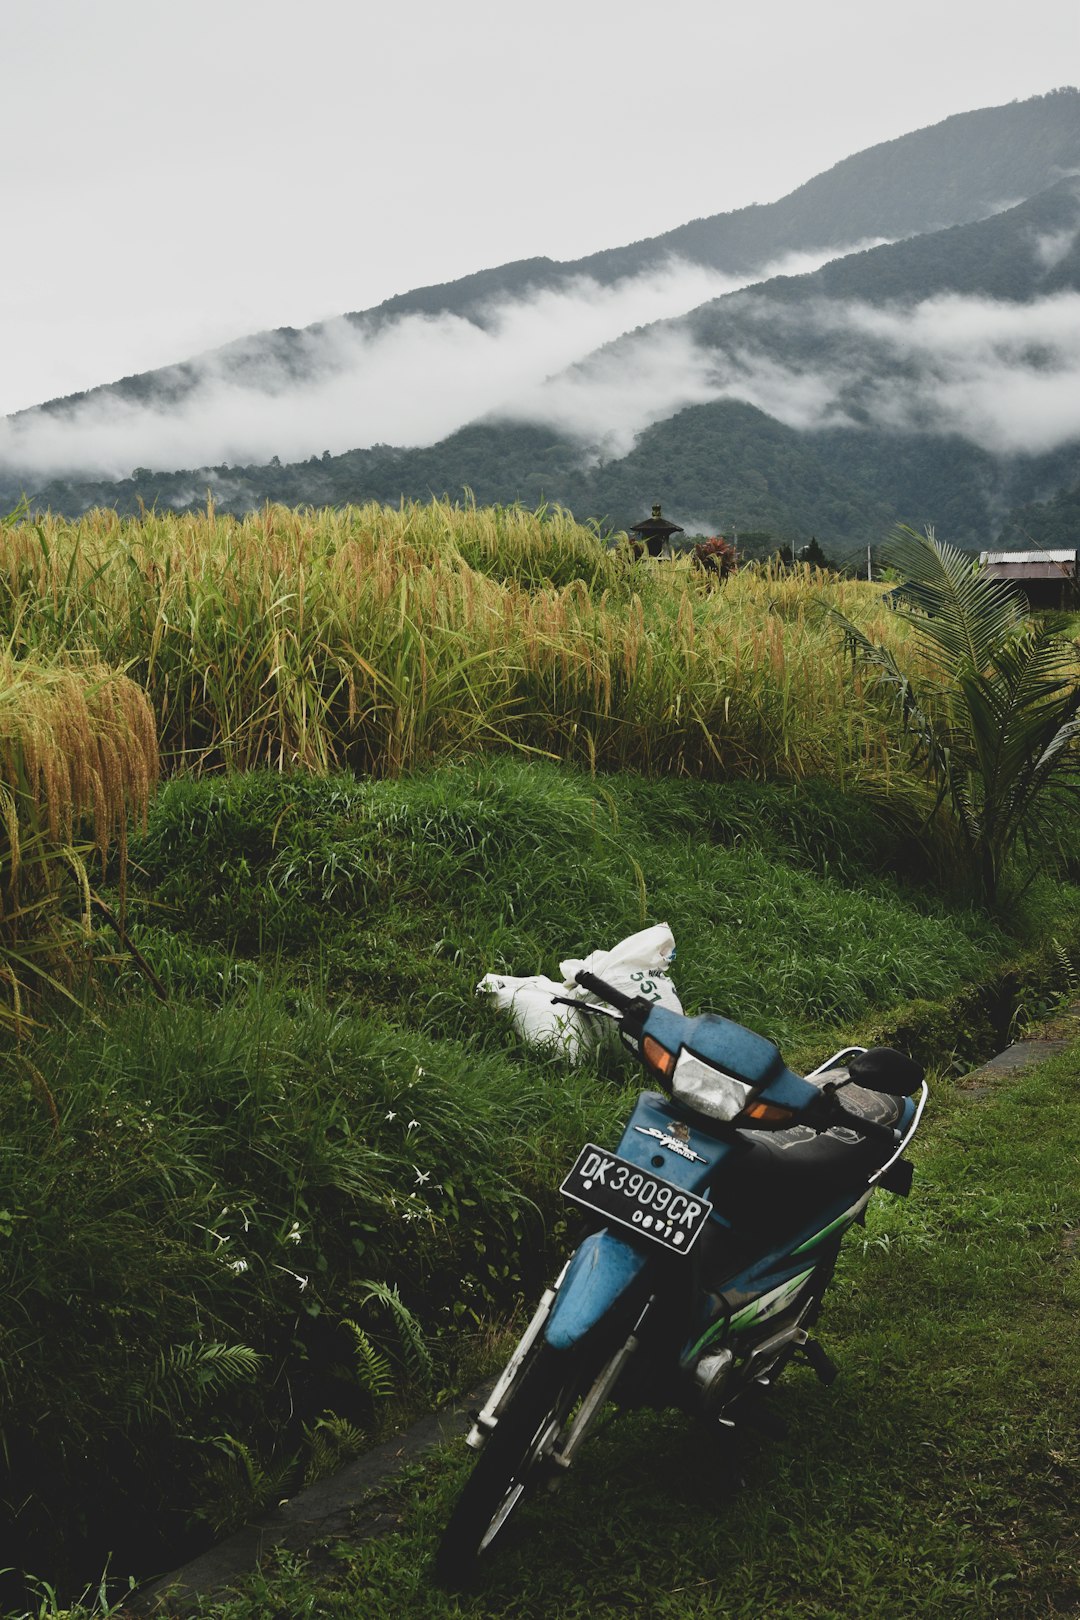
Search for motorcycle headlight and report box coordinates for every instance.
[670,1048,753,1122]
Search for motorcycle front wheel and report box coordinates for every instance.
[434,1337,596,1587]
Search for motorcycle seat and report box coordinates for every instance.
[710,1081,905,1235]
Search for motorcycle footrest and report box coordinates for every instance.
[798,1336,839,1386]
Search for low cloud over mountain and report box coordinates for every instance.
[5,90,1080,550]
[506,286,1080,460]
[0,246,881,483]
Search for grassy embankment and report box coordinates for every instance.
[134,1033,1080,1620]
[0,503,1077,1612]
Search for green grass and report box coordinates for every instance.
[4,758,1080,1610]
[135,1038,1080,1620]
[120,757,1055,1067]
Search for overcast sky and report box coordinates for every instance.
[2,0,1078,418]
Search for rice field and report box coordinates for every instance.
[0,500,912,783]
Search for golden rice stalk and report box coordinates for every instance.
[0,653,158,860]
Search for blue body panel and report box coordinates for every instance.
[544,1015,917,1358]
[611,1088,732,1189]
[544,1230,650,1350]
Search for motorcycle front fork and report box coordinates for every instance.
[467,1257,572,1450]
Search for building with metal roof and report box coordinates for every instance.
[977,548,1078,610]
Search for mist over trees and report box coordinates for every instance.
[3,90,1080,553]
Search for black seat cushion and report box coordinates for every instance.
[710,1082,905,1237]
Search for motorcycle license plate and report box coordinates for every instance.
[561,1143,712,1255]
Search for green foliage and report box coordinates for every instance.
[836,525,1080,900]
[94,1033,1080,1619]
[301,1413,370,1488]
[120,759,1022,1057]
[0,974,601,1595]
[8,755,1072,1600]
[189,1435,293,1540]
[122,1342,263,1428]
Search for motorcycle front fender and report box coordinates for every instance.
[544,1229,651,1352]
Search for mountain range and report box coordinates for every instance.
[4,87,1080,556]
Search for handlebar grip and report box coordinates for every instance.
[572,970,640,1013]
[828,1097,900,1148]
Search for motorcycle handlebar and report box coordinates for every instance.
[572,971,903,1149]
[820,1094,901,1148]
[572,970,642,1014]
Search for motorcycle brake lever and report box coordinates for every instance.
[548,995,621,1022]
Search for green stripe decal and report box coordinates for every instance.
[688,1317,728,1361]
[729,1268,815,1332]
[792,1208,857,1255]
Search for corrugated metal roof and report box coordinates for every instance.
[979,549,1078,566]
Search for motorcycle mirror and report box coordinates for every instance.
[847,1046,924,1096]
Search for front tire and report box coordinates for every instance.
[434,1339,594,1586]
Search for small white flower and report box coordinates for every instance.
[414,1168,431,1185]
[385,1110,397,1121]
[407,1119,420,1132]
[226,1258,249,1274]
[286,1221,302,1244]
[275,1265,309,1292]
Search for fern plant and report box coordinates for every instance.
[302,1413,370,1486]
[837,526,1080,902]
[341,1278,434,1421]
[121,1340,262,1429]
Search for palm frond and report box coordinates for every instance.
[831,608,950,787]
[885,526,1027,676]
[839,541,1080,900]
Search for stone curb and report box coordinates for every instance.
[131,1383,491,1616]
[131,1015,1080,1616]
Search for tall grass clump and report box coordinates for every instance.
[0,986,610,1599]
[0,651,157,1032]
[0,502,911,784]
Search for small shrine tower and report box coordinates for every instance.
[630,503,684,558]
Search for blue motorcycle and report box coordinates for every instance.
[435,970,927,1585]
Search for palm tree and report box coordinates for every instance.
[837,526,1080,903]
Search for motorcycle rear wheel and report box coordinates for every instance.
[434,1338,596,1587]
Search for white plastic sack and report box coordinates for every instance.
[477,923,682,1063]
[561,923,682,1016]
[475,972,595,1061]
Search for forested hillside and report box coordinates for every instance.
[10,92,1079,429]
[4,92,1079,551]
[19,179,1080,550]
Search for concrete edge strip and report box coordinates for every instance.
[133,1383,492,1615]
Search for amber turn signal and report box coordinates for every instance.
[742,1099,798,1125]
[642,1035,676,1080]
